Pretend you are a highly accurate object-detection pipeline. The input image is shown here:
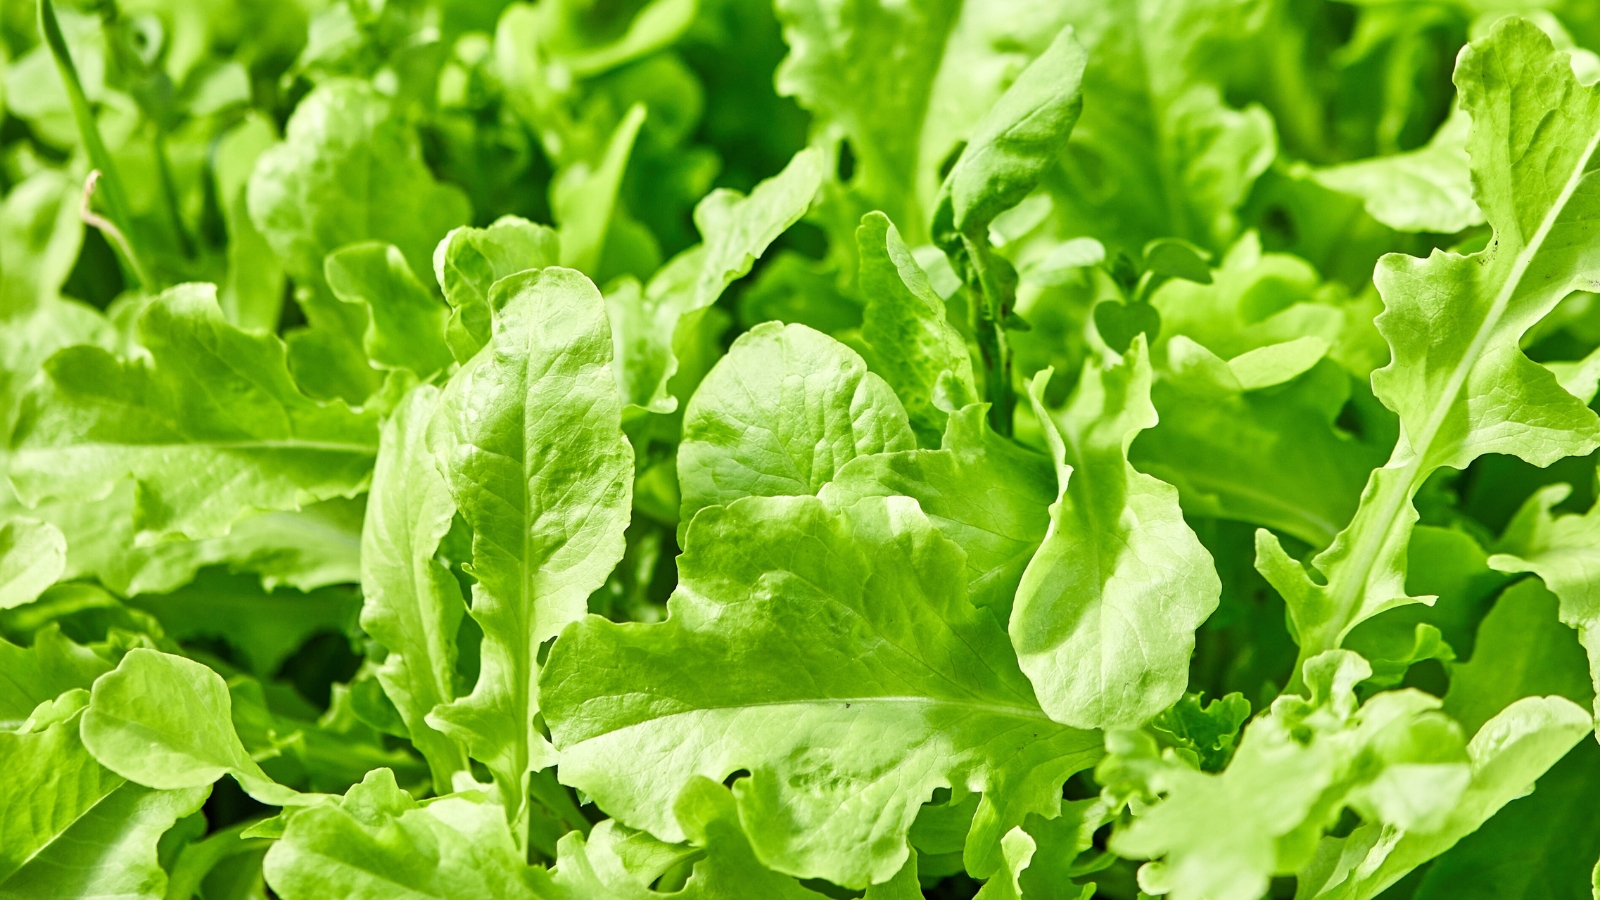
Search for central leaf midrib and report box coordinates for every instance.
[1326,107,1600,636]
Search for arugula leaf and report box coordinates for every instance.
[359,384,470,794]
[543,494,1102,888]
[426,267,633,836]
[9,284,379,542]
[677,321,917,527]
[1255,19,1600,686]
[1012,340,1220,729]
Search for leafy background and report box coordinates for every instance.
[3,0,1600,898]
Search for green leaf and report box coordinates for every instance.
[81,648,304,806]
[856,211,977,442]
[433,216,562,364]
[1051,0,1276,253]
[0,626,111,723]
[677,322,917,527]
[19,483,364,599]
[933,24,1087,243]
[326,242,453,380]
[1306,106,1483,235]
[0,518,65,610]
[555,776,923,899]
[124,570,361,680]
[1490,485,1600,729]
[1134,353,1389,549]
[1012,342,1220,729]
[215,113,287,333]
[607,147,825,414]
[1255,19,1600,680]
[554,103,647,277]
[248,80,471,402]
[1442,578,1593,737]
[1,697,207,899]
[426,267,633,834]
[543,494,1102,888]
[823,403,1055,617]
[1296,695,1592,900]
[1410,740,1600,900]
[1108,652,1475,900]
[0,168,82,316]
[773,0,961,245]
[359,384,470,794]
[262,769,559,900]
[9,284,379,542]
[1142,238,1213,285]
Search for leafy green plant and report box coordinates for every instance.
[6,1,1600,898]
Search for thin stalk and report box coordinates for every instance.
[38,0,152,288]
[153,130,196,259]
[963,234,1016,436]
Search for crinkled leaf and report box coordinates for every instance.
[823,403,1055,616]
[1256,20,1600,674]
[543,494,1102,888]
[426,267,633,829]
[10,284,379,542]
[326,242,453,380]
[1013,341,1220,729]
[433,216,562,364]
[856,211,977,442]
[0,626,111,724]
[263,769,558,900]
[554,776,922,899]
[248,80,470,402]
[677,322,916,527]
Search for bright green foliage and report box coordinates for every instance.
[1013,343,1220,729]
[543,494,1101,887]
[678,321,917,525]
[13,1,1600,899]
[427,266,633,836]
[358,386,469,793]
[1255,18,1600,684]
[9,284,379,542]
